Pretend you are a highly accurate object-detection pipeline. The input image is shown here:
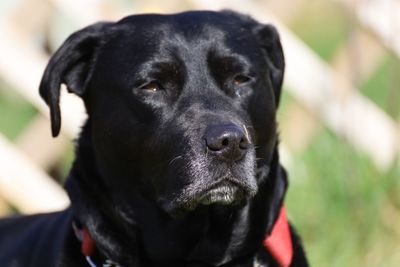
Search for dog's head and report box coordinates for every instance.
[40,11,284,217]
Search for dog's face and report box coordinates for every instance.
[40,11,284,217]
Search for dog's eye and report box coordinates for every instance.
[139,81,162,92]
[233,75,251,85]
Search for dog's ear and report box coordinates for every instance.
[263,148,288,233]
[266,162,288,232]
[39,22,110,137]
[253,24,285,107]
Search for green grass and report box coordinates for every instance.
[282,6,400,265]
[285,128,400,267]
[359,55,400,119]
[0,82,37,140]
[58,143,75,183]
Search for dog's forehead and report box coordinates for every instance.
[110,11,260,56]
[93,11,266,92]
[117,11,252,36]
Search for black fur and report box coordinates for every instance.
[0,11,308,267]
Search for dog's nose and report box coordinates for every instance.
[205,124,250,161]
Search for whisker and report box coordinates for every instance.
[168,155,183,166]
[243,124,250,141]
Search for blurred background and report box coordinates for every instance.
[0,0,399,266]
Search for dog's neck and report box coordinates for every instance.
[66,122,287,266]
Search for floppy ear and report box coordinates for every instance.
[261,147,288,233]
[254,24,285,107]
[266,163,288,233]
[39,22,110,137]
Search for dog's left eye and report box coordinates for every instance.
[233,75,251,86]
[139,81,163,92]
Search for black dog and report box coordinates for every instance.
[0,10,308,267]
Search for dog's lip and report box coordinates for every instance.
[197,180,241,205]
[175,179,248,212]
[160,175,258,217]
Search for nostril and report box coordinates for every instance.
[239,137,250,149]
[221,138,229,147]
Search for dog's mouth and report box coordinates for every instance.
[197,180,245,206]
[159,150,258,217]
[173,179,250,215]
[158,173,257,217]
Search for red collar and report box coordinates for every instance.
[73,223,120,266]
[75,206,293,267]
[80,226,96,257]
[263,207,293,267]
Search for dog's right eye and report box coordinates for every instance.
[233,75,251,86]
[138,81,163,92]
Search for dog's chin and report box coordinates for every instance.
[197,181,245,206]
[160,180,255,218]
